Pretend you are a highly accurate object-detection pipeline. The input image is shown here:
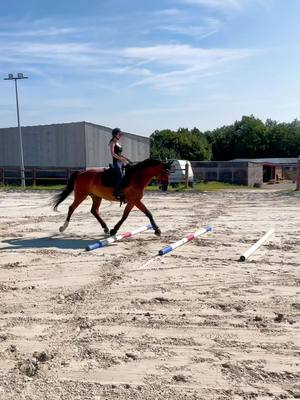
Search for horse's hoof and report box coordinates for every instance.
[59,221,68,233]
[104,227,109,234]
[154,228,161,236]
[110,228,117,236]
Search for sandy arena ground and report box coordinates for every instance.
[0,187,299,400]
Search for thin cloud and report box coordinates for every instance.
[162,17,222,38]
[181,0,242,9]
[129,69,220,91]
[155,8,184,16]
[122,44,258,90]
[180,0,272,11]
[0,41,113,67]
[0,40,259,90]
[149,8,223,38]
[121,44,257,66]
[0,27,80,37]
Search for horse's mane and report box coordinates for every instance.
[121,159,162,187]
[129,158,162,172]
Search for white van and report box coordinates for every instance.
[169,159,194,187]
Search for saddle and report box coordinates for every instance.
[101,164,132,188]
[101,165,118,187]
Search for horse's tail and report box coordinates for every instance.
[53,171,80,211]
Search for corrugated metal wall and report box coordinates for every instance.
[0,122,150,169]
[0,126,20,166]
[84,122,150,168]
[0,122,86,168]
[85,123,112,168]
[120,132,150,164]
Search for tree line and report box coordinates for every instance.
[150,115,300,161]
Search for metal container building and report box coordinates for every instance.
[0,121,149,168]
[191,161,263,186]
[232,158,298,182]
[0,121,150,184]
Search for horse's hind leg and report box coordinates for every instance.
[90,195,109,234]
[134,200,161,236]
[59,190,87,232]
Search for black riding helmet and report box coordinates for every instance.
[112,127,121,137]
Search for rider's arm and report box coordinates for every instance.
[120,156,129,164]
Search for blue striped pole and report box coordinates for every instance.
[86,224,153,251]
[158,225,212,256]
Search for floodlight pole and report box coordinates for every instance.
[4,73,28,187]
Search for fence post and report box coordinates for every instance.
[33,168,36,186]
[0,168,3,185]
[185,161,189,188]
[296,156,300,191]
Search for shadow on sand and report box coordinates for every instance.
[0,234,108,251]
[275,189,300,198]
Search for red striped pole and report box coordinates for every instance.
[86,224,153,251]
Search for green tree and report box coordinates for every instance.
[207,115,267,160]
[150,128,211,160]
[151,116,300,161]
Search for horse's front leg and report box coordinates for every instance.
[110,203,134,236]
[134,200,161,236]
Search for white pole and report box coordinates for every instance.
[239,229,274,262]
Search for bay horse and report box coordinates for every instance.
[53,159,172,236]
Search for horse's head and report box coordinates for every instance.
[157,160,173,190]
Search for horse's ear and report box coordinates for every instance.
[163,159,174,171]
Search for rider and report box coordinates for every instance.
[109,128,129,201]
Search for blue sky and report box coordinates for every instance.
[1,0,300,136]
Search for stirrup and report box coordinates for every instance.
[113,192,120,200]
[114,190,126,206]
[119,192,126,206]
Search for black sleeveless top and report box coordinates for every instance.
[113,143,122,165]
